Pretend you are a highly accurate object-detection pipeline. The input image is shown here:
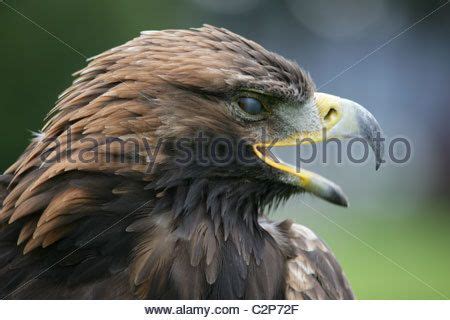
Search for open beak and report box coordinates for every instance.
[253,92,384,207]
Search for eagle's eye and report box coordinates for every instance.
[237,97,264,115]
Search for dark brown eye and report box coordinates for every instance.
[238,97,264,115]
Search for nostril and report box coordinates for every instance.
[324,108,338,122]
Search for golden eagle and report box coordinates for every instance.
[0,25,382,299]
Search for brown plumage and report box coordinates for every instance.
[0,25,355,299]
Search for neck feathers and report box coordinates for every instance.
[130,178,291,299]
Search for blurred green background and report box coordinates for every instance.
[1,0,449,299]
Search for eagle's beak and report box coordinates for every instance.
[253,92,384,207]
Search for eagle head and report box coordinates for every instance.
[55,24,380,207]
